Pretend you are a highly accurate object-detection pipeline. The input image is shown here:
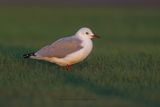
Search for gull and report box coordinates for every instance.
[23,27,100,70]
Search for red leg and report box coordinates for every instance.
[65,64,72,71]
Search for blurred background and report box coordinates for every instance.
[0,1,160,107]
[0,0,160,6]
[0,0,160,47]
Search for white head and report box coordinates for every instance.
[75,27,100,40]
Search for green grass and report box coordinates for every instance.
[0,6,160,107]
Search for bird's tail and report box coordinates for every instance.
[23,52,35,58]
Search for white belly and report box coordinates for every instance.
[48,39,93,66]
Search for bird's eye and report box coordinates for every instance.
[86,32,89,35]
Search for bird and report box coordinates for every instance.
[23,27,100,70]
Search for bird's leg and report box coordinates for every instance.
[66,64,72,71]
[68,65,72,70]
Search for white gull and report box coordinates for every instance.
[23,27,100,70]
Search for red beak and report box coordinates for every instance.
[92,34,100,39]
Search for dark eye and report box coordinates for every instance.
[86,32,89,35]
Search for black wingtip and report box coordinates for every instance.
[23,52,35,58]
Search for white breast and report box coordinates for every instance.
[50,39,93,66]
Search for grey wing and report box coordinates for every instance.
[35,37,83,58]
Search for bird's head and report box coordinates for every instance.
[75,27,100,40]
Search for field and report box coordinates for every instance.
[0,6,160,107]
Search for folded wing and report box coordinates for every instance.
[35,37,83,58]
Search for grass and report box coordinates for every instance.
[0,6,160,107]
